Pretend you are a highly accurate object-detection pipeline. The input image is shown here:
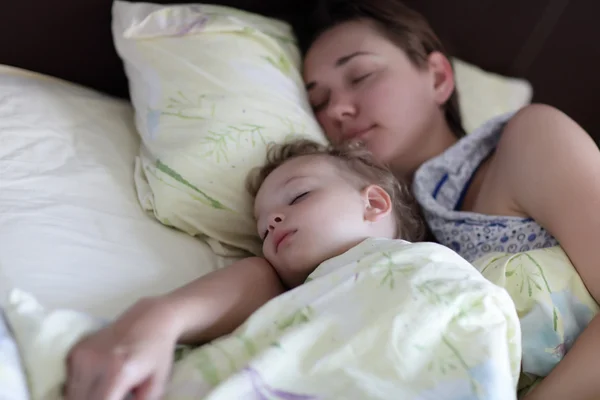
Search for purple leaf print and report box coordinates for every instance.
[245,367,319,400]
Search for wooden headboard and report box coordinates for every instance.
[2,0,598,140]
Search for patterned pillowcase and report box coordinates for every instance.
[112,1,327,256]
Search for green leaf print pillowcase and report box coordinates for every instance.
[112,1,327,256]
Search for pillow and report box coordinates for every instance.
[112,1,327,257]
[453,58,533,133]
[0,64,232,319]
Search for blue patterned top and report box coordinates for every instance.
[413,112,558,262]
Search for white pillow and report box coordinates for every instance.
[112,1,327,257]
[0,65,233,319]
[453,58,533,133]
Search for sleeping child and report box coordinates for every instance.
[63,139,596,400]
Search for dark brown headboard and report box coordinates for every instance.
[2,0,598,141]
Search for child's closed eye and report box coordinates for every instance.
[290,192,309,205]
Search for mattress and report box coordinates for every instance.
[0,65,236,319]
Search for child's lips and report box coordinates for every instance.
[275,230,296,253]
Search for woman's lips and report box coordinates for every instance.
[343,125,376,142]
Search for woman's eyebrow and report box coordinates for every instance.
[305,51,373,90]
[335,51,373,67]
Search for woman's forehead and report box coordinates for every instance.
[304,21,392,76]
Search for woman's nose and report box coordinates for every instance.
[326,93,357,123]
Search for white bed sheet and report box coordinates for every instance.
[0,65,236,319]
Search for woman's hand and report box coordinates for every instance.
[62,256,284,400]
[64,297,179,400]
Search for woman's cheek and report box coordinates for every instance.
[317,115,339,143]
[360,80,390,111]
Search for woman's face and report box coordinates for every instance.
[303,20,453,175]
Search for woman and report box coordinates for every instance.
[302,1,600,399]
[65,1,600,399]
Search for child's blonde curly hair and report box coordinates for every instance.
[247,139,426,242]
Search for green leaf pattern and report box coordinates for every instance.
[197,123,267,163]
[262,54,293,76]
[162,91,217,120]
[155,160,232,211]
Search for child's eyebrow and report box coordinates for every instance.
[283,175,308,187]
[253,175,312,220]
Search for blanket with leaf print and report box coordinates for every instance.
[7,240,596,400]
[164,239,522,400]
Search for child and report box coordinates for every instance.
[64,139,519,399]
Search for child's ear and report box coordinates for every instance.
[427,51,455,105]
[362,185,393,222]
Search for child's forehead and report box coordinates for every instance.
[253,155,339,214]
[271,154,337,183]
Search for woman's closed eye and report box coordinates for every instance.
[351,72,372,85]
[311,99,328,113]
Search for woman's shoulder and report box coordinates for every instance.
[413,103,582,206]
[459,104,573,214]
[415,103,568,181]
[488,101,595,196]
[490,103,589,180]
[494,104,570,147]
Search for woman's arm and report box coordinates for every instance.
[163,256,286,343]
[497,104,600,300]
[493,104,600,400]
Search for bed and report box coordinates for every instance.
[1,1,598,399]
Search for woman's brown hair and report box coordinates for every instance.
[303,0,466,137]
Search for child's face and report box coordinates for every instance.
[254,155,394,287]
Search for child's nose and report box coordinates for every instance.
[268,214,284,230]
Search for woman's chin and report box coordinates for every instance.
[367,142,396,164]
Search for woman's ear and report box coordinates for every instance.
[427,51,455,105]
[362,185,393,222]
